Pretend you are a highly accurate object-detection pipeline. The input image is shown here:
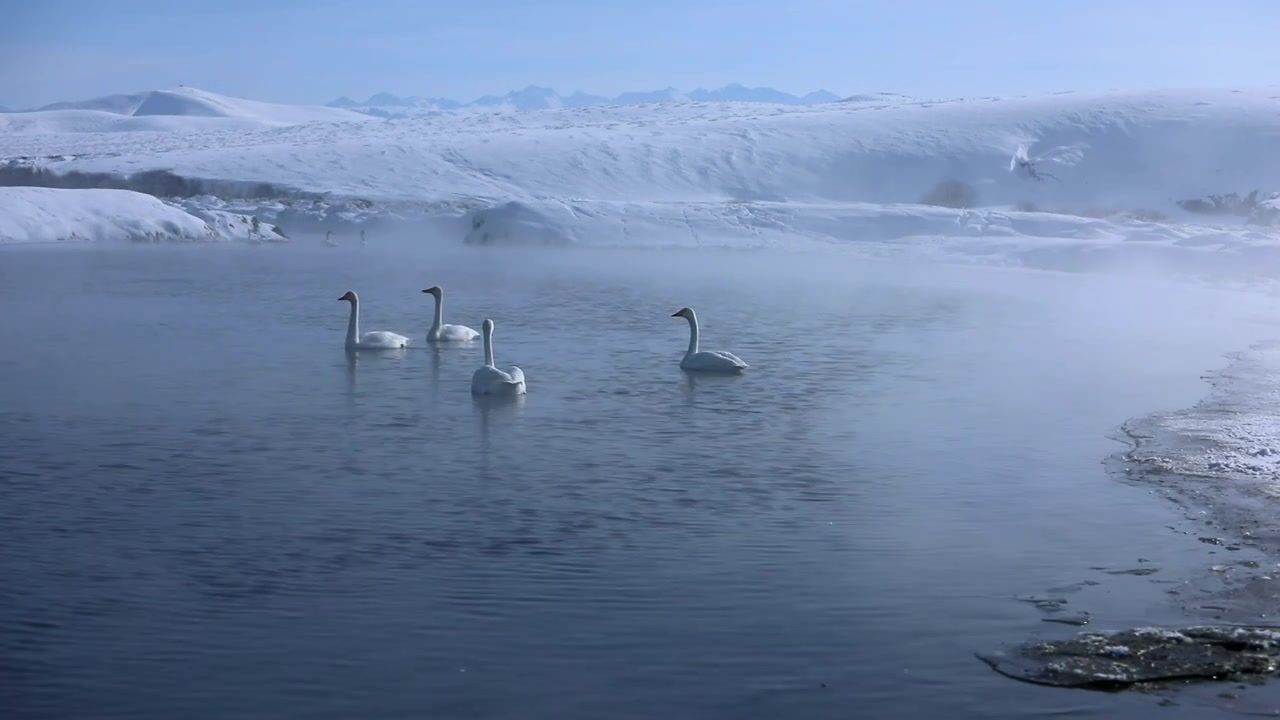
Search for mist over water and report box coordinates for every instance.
[4,241,1280,718]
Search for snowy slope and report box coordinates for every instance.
[0,109,269,134]
[34,92,151,114]
[0,187,287,244]
[4,85,1280,277]
[131,88,367,124]
[0,87,368,134]
[8,86,1275,210]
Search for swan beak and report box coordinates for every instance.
[670,311,681,317]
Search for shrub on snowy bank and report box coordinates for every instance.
[921,179,977,209]
[1176,190,1278,217]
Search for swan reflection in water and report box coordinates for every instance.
[343,345,409,404]
[681,367,746,407]
[345,349,359,399]
[429,344,443,400]
[474,392,526,474]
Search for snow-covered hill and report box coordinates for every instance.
[34,91,152,115]
[12,85,1276,210]
[0,87,369,134]
[3,84,1280,279]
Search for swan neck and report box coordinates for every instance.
[345,298,359,346]
[430,293,443,334]
[483,324,495,367]
[685,313,699,358]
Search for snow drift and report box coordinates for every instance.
[35,91,152,115]
[0,187,287,244]
[129,88,368,125]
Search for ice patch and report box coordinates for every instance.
[1124,342,1280,483]
[981,625,1280,690]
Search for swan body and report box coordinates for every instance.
[471,318,527,396]
[422,286,480,342]
[338,291,409,350]
[671,307,747,373]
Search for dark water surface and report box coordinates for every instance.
[3,242,1280,719]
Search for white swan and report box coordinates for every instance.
[422,286,481,342]
[671,307,748,373]
[471,318,527,396]
[338,291,410,350]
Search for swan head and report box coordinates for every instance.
[422,286,442,297]
[483,318,495,333]
[338,290,357,302]
[671,307,694,319]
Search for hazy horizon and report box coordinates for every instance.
[5,0,1280,110]
[4,80,850,112]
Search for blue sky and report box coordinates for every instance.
[3,0,1279,108]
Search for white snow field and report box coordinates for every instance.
[0,87,369,134]
[3,85,1280,277]
[0,187,287,244]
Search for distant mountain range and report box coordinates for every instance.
[327,83,843,114]
[2,82,860,119]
